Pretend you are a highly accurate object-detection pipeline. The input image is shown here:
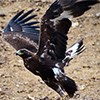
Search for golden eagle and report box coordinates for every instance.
[2,0,99,98]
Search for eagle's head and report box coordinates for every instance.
[16,49,33,59]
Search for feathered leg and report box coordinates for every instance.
[60,75,77,98]
[52,67,77,98]
[44,79,68,97]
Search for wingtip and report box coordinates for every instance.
[96,0,100,3]
[27,9,34,13]
[76,38,86,54]
[77,38,83,43]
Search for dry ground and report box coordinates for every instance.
[0,0,100,100]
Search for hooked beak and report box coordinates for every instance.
[16,50,23,55]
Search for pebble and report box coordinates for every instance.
[0,88,2,92]
[0,12,6,17]
[18,59,23,63]
[38,79,45,84]
[0,88,5,95]
[72,22,79,28]
[27,94,35,100]
[0,57,6,65]
[95,12,100,18]
[79,84,86,90]
[40,96,50,100]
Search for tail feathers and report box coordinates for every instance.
[60,75,77,97]
[66,39,85,59]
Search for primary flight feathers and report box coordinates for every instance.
[2,0,99,98]
[3,10,39,52]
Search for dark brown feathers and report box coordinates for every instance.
[3,10,39,52]
[2,0,99,98]
[38,18,71,60]
[43,0,99,19]
[59,0,99,17]
[38,0,99,60]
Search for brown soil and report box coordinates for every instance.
[0,1,100,100]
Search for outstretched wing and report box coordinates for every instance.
[65,39,85,59]
[37,0,98,60]
[43,0,99,20]
[58,0,99,17]
[3,10,39,52]
[62,39,85,66]
[38,18,71,60]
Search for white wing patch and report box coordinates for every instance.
[40,53,45,58]
[62,39,85,66]
[66,42,83,59]
[66,42,79,55]
[55,63,60,68]
[10,27,14,31]
[53,67,61,76]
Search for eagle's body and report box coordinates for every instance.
[18,48,77,97]
[2,0,99,98]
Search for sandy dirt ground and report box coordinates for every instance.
[0,0,100,100]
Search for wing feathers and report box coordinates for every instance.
[38,17,71,60]
[15,9,33,22]
[57,0,99,17]
[43,0,99,21]
[10,10,24,22]
[60,75,77,97]
[3,9,39,35]
[38,0,98,60]
[21,21,39,26]
[4,32,38,52]
[62,39,85,66]
[65,39,85,58]
[3,10,39,52]
[17,15,37,24]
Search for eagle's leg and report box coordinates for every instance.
[44,80,68,99]
[57,86,69,100]
[56,85,67,97]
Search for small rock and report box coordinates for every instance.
[38,79,44,84]
[27,94,35,100]
[0,88,2,92]
[0,12,6,17]
[16,84,20,87]
[72,22,79,28]
[18,59,23,63]
[41,96,50,100]
[95,12,100,18]
[74,93,80,99]
[0,88,5,95]
[78,84,86,90]
[0,57,6,65]
[82,65,91,68]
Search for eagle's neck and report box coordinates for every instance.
[23,55,41,76]
[24,55,40,67]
